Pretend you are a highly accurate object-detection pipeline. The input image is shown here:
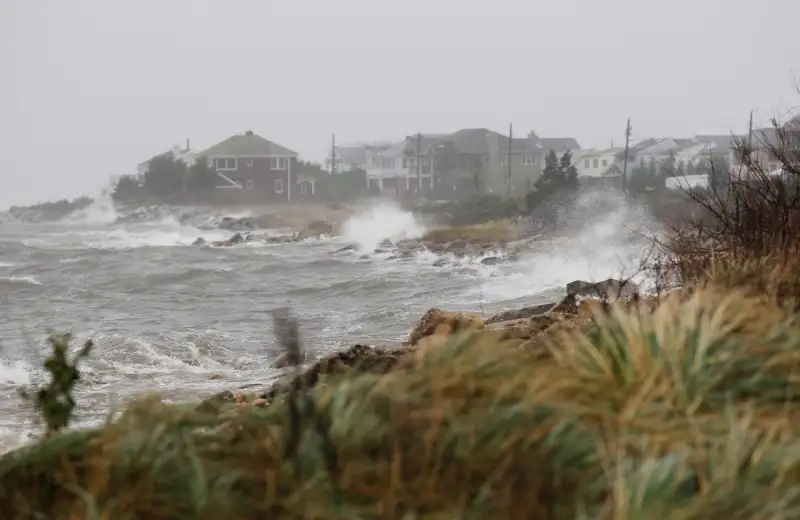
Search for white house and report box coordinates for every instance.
[573,148,622,177]
[325,142,392,174]
[365,136,441,192]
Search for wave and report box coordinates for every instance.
[0,275,42,286]
[0,359,33,385]
[341,202,426,252]
[64,195,120,224]
[475,191,657,303]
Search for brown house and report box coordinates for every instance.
[197,130,316,203]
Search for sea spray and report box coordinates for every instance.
[475,190,658,302]
[65,194,120,224]
[341,203,426,252]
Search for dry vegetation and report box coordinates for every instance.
[2,114,800,519]
[421,219,520,245]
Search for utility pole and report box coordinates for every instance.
[621,118,631,194]
[506,123,513,199]
[330,133,336,175]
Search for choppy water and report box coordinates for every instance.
[0,196,652,452]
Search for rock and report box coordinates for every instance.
[485,313,574,341]
[211,232,245,247]
[299,220,333,238]
[550,294,579,314]
[209,372,225,380]
[263,234,300,244]
[480,256,502,266]
[192,237,206,246]
[378,238,394,250]
[565,278,638,300]
[334,244,357,254]
[432,259,448,267]
[264,344,415,400]
[218,217,254,231]
[408,308,484,346]
[485,301,557,324]
[270,350,305,369]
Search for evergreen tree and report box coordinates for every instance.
[143,154,186,198]
[186,160,218,194]
[559,150,579,189]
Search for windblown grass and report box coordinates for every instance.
[422,220,518,245]
[4,286,800,519]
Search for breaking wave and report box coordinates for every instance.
[341,203,426,252]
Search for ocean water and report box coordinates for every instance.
[0,195,653,452]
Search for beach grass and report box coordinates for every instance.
[422,220,519,245]
[4,266,800,518]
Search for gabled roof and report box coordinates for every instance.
[539,137,580,153]
[445,128,499,154]
[197,131,298,157]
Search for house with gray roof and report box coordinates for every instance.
[361,127,580,198]
[196,130,311,202]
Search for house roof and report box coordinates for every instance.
[445,128,498,154]
[539,137,580,153]
[576,147,622,158]
[377,140,410,159]
[197,131,298,157]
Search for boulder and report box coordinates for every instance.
[373,238,395,253]
[484,313,573,341]
[480,256,502,266]
[212,232,244,247]
[299,220,333,238]
[408,308,484,346]
[334,244,357,254]
[565,278,638,300]
[485,301,557,324]
[432,259,448,268]
[218,216,254,231]
[192,237,206,246]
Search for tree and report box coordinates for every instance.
[143,154,186,198]
[534,149,578,199]
[111,174,142,202]
[186,160,218,194]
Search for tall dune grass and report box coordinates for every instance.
[3,281,800,519]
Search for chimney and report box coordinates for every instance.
[245,130,254,136]
[186,138,191,151]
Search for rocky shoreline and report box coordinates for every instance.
[200,277,641,413]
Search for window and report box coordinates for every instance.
[593,158,599,168]
[602,159,608,167]
[270,157,287,170]
[522,154,535,165]
[215,157,237,170]
[274,179,284,193]
[584,159,589,168]
[499,155,507,165]
[245,179,255,190]
[246,159,254,167]
[299,182,312,195]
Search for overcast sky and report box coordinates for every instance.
[2,0,798,209]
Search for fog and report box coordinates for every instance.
[2,0,798,209]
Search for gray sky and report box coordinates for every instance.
[2,0,798,209]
